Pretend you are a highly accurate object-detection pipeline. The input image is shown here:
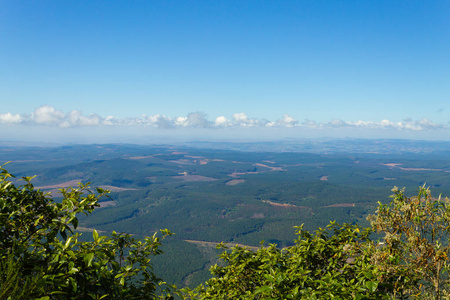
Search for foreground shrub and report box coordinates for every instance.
[0,166,174,299]
[184,186,450,300]
[183,222,382,299]
[369,186,450,299]
[3,163,450,299]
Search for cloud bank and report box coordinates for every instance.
[0,105,446,132]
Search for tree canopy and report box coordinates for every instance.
[2,165,450,299]
[0,166,174,299]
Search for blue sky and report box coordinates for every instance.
[1,1,449,143]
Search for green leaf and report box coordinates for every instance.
[83,252,95,267]
[93,229,99,242]
[254,286,272,294]
[71,217,78,229]
[365,281,378,293]
[68,267,79,275]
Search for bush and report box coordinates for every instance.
[182,222,381,299]
[0,166,174,299]
[369,186,450,299]
[184,186,450,299]
[3,163,450,299]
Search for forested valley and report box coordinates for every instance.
[2,139,450,299]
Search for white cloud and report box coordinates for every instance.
[397,118,443,131]
[66,110,102,126]
[143,114,173,128]
[232,113,249,124]
[277,114,298,127]
[328,119,348,127]
[103,116,115,126]
[302,119,319,128]
[214,116,230,127]
[185,112,211,128]
[380,119,393,127]
[0,113,22,124]
[32,105,65,125]
[175,116,188,127]
[1,106,448,133]
[231,113,270,127]
[320,118,445,131]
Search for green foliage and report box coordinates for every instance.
[5,151,450,299]
[183,223,382,299]
[0,251,45,299]
[151,239,214,288]
[184,186,450,299]
[369,186,450,299]
[0,166,174,299]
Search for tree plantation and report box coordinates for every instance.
[2,165,450,299]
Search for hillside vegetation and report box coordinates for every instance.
[2,166,450,299]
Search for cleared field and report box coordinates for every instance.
[172,175,218,182]
[226,179,245,185]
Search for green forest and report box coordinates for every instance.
[2,166,450,299]
[2,142,450,298]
